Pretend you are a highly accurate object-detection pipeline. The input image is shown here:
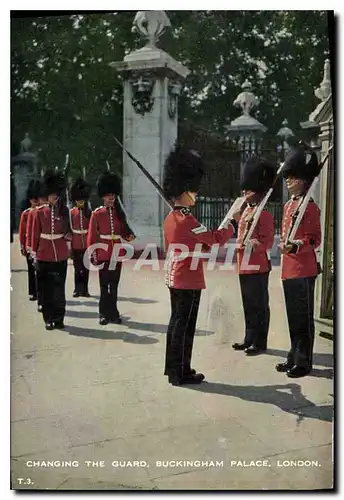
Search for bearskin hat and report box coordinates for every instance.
[97,172,121,197]
[26,179,42,200]
[240,157,276,194]
[42,169,66,196]
[282,144,320,181]
[70,177,91,201]
[163,146,204,199]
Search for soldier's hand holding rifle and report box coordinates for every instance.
[278,239,295,255]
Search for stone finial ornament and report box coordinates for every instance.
[132,11,171,48]
[276,119,294,141]
[233,80,259,117]
[20,132,32,153]
[314,59,331,102]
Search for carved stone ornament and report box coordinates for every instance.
[20,132,32,153]
[132,11,171,48]
[276,119,294,141]
[130,74,155,116]
[168,81,181,119]
[233,79,259,117]
[314,59,331,102]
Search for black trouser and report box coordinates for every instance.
[164,288,201,380]
[98,261,122,319]
[26,254,37,297]
[37,260,68,324]
[36,266,42,307]
[283,276,316,370]
[239,272,270,349]
[72,249,89,295]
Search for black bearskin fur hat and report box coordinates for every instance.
[42,169,65,196]
[70,177,92,201]
[26,179,42,200]
[163,146,204,199]
[97,171,121,197]
[240,157,276,194]
[282,144,320,181]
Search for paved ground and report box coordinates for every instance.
[10,236,334,491]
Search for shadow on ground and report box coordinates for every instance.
[66,296,158,307]
[185,381,333,423]
[65,310,98,319]
[123,319,214,337]
[65,325,159,344]
[66,300,98,307]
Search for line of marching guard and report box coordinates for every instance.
[18,142,324,385]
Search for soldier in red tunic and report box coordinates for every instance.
[87,172,135,325]
[19,180,41,301]
[70,178,92,297]
[26,181,48,313]
[163,147,241,386]
[232,158,275,355]
[31,171,71,330]
[276,146,322,378]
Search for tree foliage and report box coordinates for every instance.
[11,11,329,178]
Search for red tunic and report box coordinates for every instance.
[19,208,31,253]
[164,207,235,290]
[70,207,90,251]
[236,206,275,275]
[87,206,133,262]
[25,208,37,254]
[31,204,70,262]
[281,198,321,280]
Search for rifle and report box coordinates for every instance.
[62,154,73,231]
[242,162,285,246]
[113,136,173,210]
[106,159,136,237]
[82,165,92,211]
[217,196,246,230]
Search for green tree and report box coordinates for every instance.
[11,11,329,180]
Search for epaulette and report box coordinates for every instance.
[93,206,104,212]
[24,208,31,213]
[38,204,49,210]
[180,207,191,216]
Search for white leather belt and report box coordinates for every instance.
[72,229,88,234]
[40,233,64,240]
[100,234,121,241]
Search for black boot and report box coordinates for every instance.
[286,365,311,378]
[99,317,109,325]
[275,361,294,373]
[182,372,205,384]
[54,321,65,329]
[73,291,80,298]
[232,342,250,351]
[45,322,55,331]
[245,345,267,355]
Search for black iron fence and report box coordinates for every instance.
[194,196,283,233]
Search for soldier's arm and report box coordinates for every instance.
[26,211,33,253]
[184,213,235,247]
[31,210,41,255]
[18,211,27,255]
[289,203,322,254]
[120,220,136,242]
[254,211,275,251]
[86,211,98,248]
